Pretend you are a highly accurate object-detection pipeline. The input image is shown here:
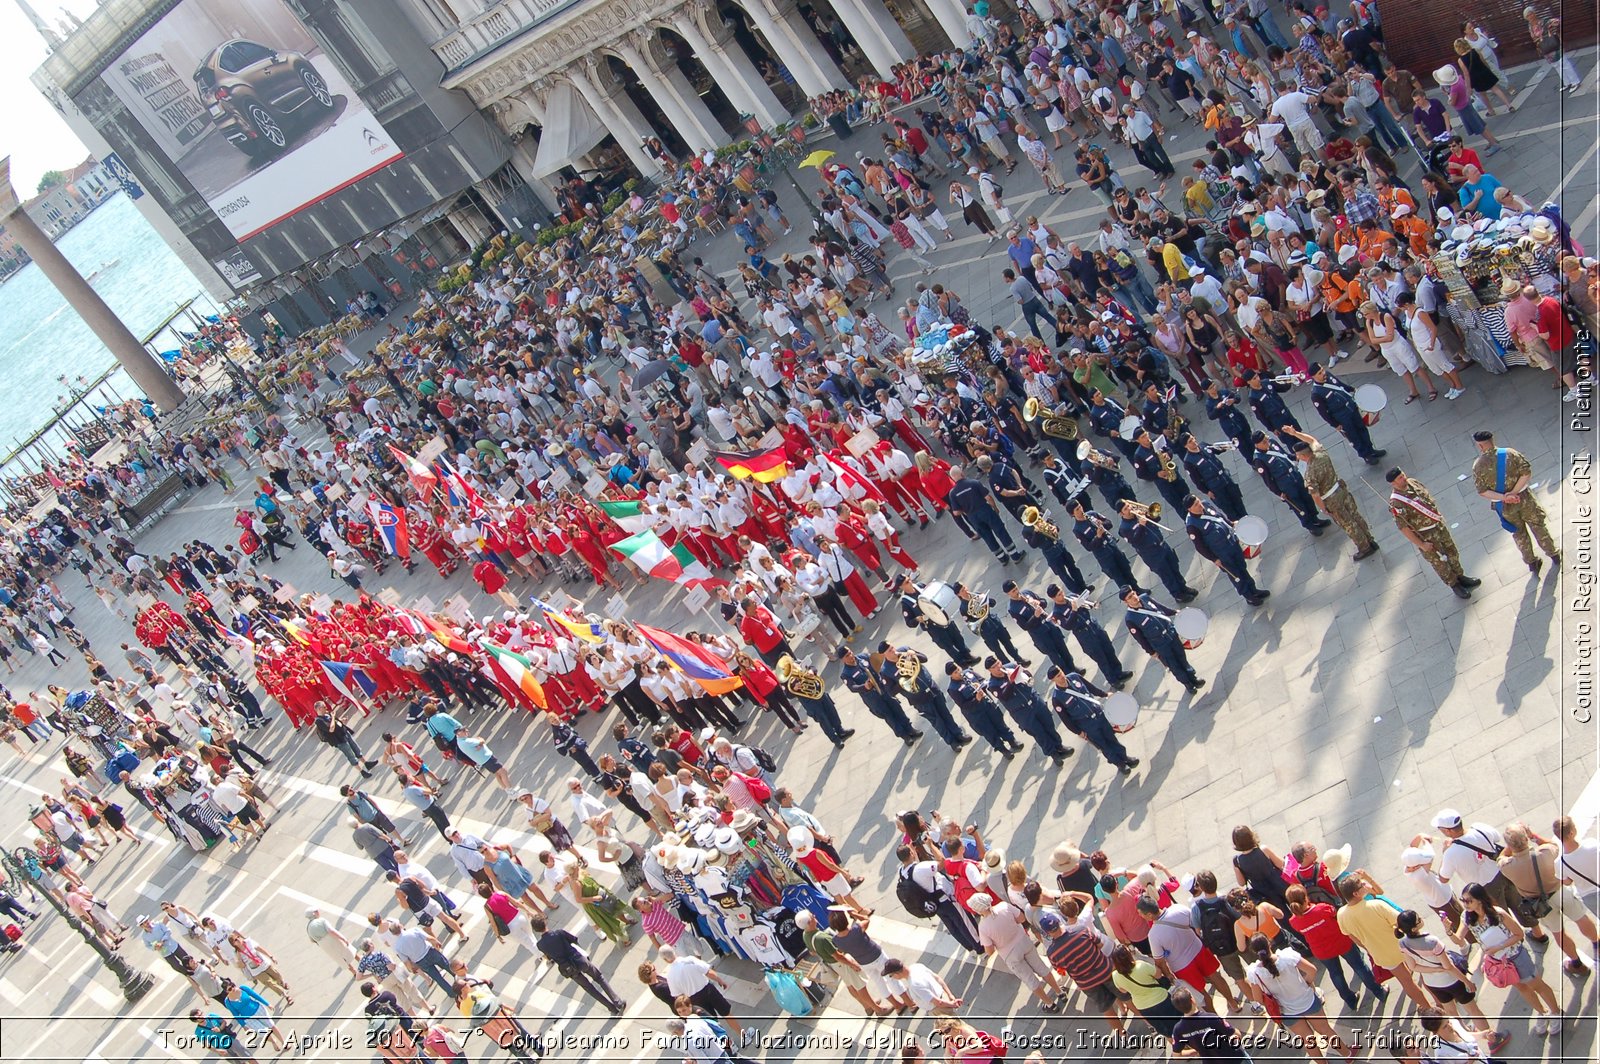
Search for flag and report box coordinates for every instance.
[388,445,438,501]
[480,642,548,708]
[530,597,605,643]
[595,499,654,535]
[368,499,412,561]
[436,458,486,513]
[320,660,378,705]
[423,616,475,655]
[393,609,428,637]
[269,614,308,645]
[212,618,255,657]
[635,623,744,696]
[824,451,886,504]
[609,529,722,590]
[714,446,788,483]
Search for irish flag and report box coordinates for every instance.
[610,529,722,590]
[596,499,654,534]
[481,642,548,709]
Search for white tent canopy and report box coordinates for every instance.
[530,82,612,179]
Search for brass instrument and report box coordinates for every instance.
[1022,506,1060,543]
[1076,441,1119,470]
[964,592,991,623]
[1156,449,1178,482]
[1124,500,1164,522]
[896,651,926,694]
[776,655,824,699]
[1204,440,1238,453]
[1022,397,1080,440]
[1268,373,1305,385]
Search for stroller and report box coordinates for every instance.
[238,527,267,565]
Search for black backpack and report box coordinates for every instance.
[742,744,779,774]
[896,864,941,919]
[1195,898,1238,956]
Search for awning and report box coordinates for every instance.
[530,82,611,179]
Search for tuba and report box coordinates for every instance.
[896,652,926,694]
[776,655,824,700]
[1024,397,1081,440]
[1022,506,1059,543]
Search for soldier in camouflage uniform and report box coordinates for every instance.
[1471,430,1562,574]
[1286,429,1379,562]
[1385,467,1482,599]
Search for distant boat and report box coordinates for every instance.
[86,259,120,282]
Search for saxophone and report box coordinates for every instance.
[776,654,824,700]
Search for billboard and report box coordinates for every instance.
[99,0,402,241]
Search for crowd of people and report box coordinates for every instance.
[2,0,1596,1061]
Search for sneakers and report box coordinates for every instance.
[1445,387,1464,400]
[1331,349,1351,363]
[1564,386,1583,402]
[1532,1017,1547,1037]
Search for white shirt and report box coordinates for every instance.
[1247,949,1316,1014]
[1438,825,1508,888]
[1270,91,1315,126]
[1558,841,1600,898]
[665,955,713,996]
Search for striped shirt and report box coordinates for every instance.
[1045,917,1114,986]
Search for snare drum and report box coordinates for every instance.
[1354,383,1387,427]
[1102,691,1140,732]
[1174,607,1209,650]
[1118,414,1144,440]
[1235,515,1269,559]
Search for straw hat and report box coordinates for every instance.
[1499,277,1523,298]
[1049,844,1083,872]
[1529,218,1557,244]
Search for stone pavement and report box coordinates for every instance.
[0,46,1596,1064]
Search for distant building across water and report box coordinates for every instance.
[0,155,119,280]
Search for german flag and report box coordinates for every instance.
[714,446,788,483]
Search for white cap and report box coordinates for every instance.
[1400,845,1435,870]
[1431,808,1463,830]
[966,893,994,913]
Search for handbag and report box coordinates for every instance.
[1514,857,1554,923]
[1483,947,1523,988]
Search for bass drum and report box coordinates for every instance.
[1236,515,1269,559]
[1354,383,1387,426]
[918,582,963,627]
[1103,691,1140,732]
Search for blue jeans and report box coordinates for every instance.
[1118,274,1159,313]
[1364,103,1409,153]
[1322,944,1386,1005]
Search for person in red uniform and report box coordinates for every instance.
[738,599,794,668]
[731,649,804,732]
[913,452,956,514]
[473,558,508,596]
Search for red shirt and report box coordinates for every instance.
[1537,297,1575,350]
[484,890,521,925]
[739,608,785,653]
[738,660,780,704]
[1288,902,1355,960]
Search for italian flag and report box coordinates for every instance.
[611,529,722,590]
[481,642,548,709]
[596,499,654,534]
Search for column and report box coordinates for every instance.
[826,0,914,79]
[920,0,972,47]
[740,0,848,96]
[0,165,185,412]
[673,7,789,128]
[614,33,723,154]
[566,62,664,178]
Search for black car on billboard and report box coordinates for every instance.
[192,39,335,158]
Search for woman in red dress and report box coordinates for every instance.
[732,650,804,732]
[913,451,955,513]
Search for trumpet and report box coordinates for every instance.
[1268,373,1306,386]
[1204,440,1238,453]
[1021,505,1059,542]
[1023,397,1080,440]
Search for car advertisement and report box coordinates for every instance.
[98,0,402,241]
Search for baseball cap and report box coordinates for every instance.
[1431,808,1463,830]
[1039,912,1064,933]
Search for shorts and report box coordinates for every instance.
[1426,978,1476,1005]
[1082,980,1121,1014]
[1535,885,1589,934]
[232,804,260,826]
[1218,951,1247,981]
[480,756,503,774]
[829,960,868,991]
[690,984,732,1017]
[1174,948,1221,991]
[1282,991,1325,1021]
[1001,945,1054,990]
[819,873,852,899]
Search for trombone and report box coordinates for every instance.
[1122,499,1174,531]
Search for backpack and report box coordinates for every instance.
[896,864,941,918]
[946,858,1002,913]
[742,744,779,774]
[738,772,773,803]
[1195,898,1238,956]
[765,967,814,1016]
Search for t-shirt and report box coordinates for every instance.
[1045,911,1113,987]
[1438,826,1506,887]
[834,923,884,964]
[1111,957,1169,1009]
[1337,899,1403,966]
[1558,841,1600,898]
[1287,902,1353,960]
[1247,949,1315,1014]
[1147,908,1203,970]
[978,902,1032,958]
[1172,1012,1249,1062]
[665,956,712,996]
[484,891,521,926]
[1271,92,1315,126]
[1398,932,1460,987]
[894,963,947,1009]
